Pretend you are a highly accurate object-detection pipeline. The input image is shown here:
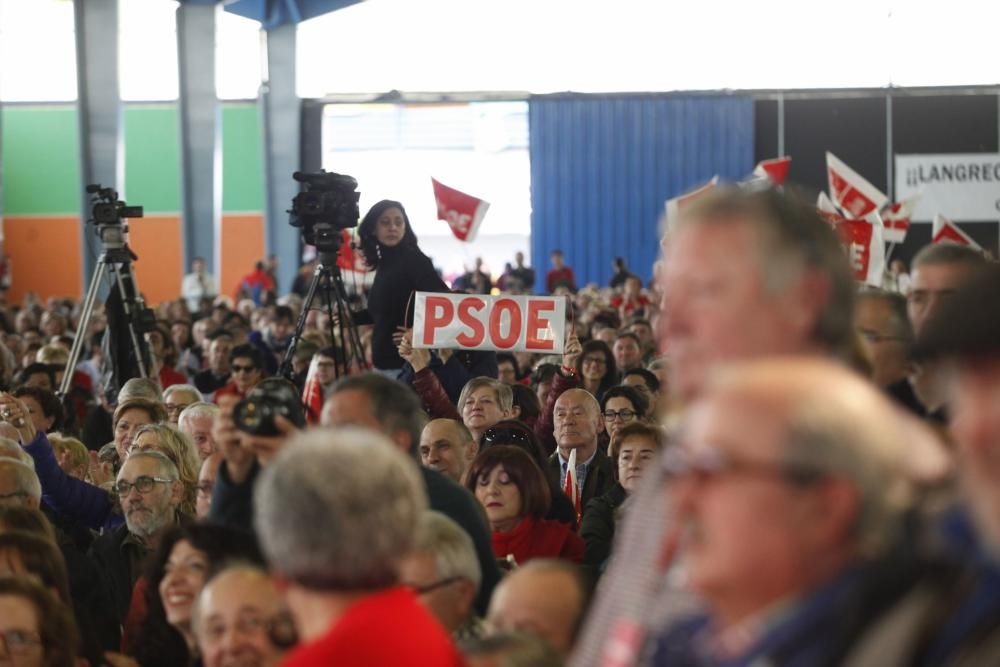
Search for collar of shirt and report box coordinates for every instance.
[559,448,598,488]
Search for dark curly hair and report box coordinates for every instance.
[12,385,64,432]
[465,445,551,520]
[128,523,264,667]
[357,200,421,269]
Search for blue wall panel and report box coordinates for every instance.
[528,95,754,291]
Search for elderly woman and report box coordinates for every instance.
[0,576,79,667]
[465,446,584,566]
[253,428,463,664]
[113,397,169,460]
[126,523,263,667]
[11,386,63,435]
[163,384,202,425]
[580,421,665,575]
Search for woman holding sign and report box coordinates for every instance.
[355,200,448,377]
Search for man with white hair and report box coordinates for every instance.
[649,359,930,665]
[89,450,184,625]
[164,384,202,425]
[254,428,463,665]
[0,458,41,508]
[178,401,219,460]
[399,511,483,639]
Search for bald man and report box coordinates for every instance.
[419,419,478,483]
[547,389,615,509]
[487,559,589,655]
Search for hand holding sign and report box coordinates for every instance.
[563,333,582,370]
[399,329,432,373]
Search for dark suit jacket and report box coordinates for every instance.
[547,446,616,511]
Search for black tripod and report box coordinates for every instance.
[278,250,368,381]
[58,235,152,398]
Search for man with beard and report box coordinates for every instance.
[89,450,184,624]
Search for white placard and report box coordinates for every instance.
[413,292,566,354]
[895,154,1000,222]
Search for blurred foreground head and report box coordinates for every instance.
[658,187,855,402]
[669,357,944,626]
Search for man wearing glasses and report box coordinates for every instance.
[214,345,265,403]
[89,450,184,625]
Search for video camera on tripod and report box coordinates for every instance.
[288,170,361,253]
[86,184,144,251]
[277,170,368,384]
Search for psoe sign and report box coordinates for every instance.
[413,292,567,354]
[895,153,1000,222]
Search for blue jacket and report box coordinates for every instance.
[24,431,123,532]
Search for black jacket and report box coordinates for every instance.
[358,244,448,370]
[87,524,142,625]
[546,447,616,511]
[581,483,627,576]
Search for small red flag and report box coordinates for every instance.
[301,356,323,425]
[826,152,888,219]
[752,156,792,185]
[932,214,982,250]
[432,178,490,242]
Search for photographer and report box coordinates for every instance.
[354,200,449,379]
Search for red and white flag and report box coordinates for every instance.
[301,355,324,425]
[881,196,919,245]
[752,156,792,186]
[336,229,369,272]
[826,152,888,219]
[432,178,490,243]
[664,176,720,226]
[932,214,982,250]
[817,191,846,225]
[563,448,582,523]
[834,211,886,287]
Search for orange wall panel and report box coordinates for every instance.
[128,215,183,306]
[4,216,83,302]
[220,214,265,300]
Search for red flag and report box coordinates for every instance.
[817,192,846,225]
[336,229,369,272]
[882,196,919,244]
[664,176,719,225]
[833,211,886,287]
[752,156,792,185]
[932,214,982,250]
[301,356,323,425]
[432,178,490,242]
[826,152,888,219]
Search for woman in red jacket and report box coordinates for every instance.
[465,445,584,566]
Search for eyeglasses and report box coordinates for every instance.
[407,576,462,595]
[113,475,175,497]
[603,409,637,421]
[582,357,607,367]
[231,364,257,374]
[482,427,533,447]
[856,328,907,344]
[662,445,824,487]
[165,402,192,415]
[0,629,42,656]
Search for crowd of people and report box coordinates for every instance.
[0,187,998,666]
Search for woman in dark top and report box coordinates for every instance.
[574,339,618,402]
[356,200,448,376]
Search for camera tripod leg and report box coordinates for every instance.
[58,259,109,397]
[109,261,151,381]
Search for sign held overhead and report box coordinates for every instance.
[413,292,567,354]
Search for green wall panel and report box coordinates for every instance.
[1,106,81,215]
[124,105,181,213]
[222,103,263,213]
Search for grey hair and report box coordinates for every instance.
[412,511,482,591]
[254,427,428,591]
[0,437,34,469]
[460,633,564,667]
[121,449,179,480]
[178,401,220,430]
[164,384,202,404]
[118,377,163,403]
[0,459,41,501]
[458,377,514,414]
[671,186,856,357]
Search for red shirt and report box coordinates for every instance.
[213,382,246,403]
[281,587,464,667]
[491,515,585,566]
[158,366,188,390]
[546,267,577,293]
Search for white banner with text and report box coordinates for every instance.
[895,154,1000,222]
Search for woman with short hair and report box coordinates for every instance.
[465,446,584,566]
